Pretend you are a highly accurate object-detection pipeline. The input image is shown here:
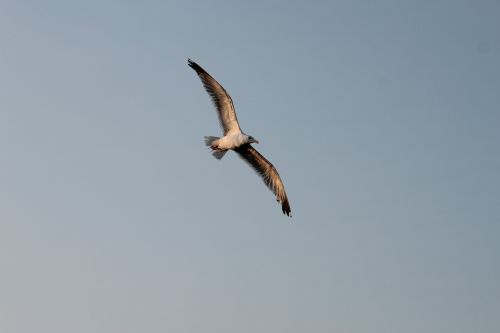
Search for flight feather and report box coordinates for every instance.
[188,59,241,135]
[235,144,291,217]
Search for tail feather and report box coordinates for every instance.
[204,136,227,160]
[204,136,219,147]
[212,150,228,160]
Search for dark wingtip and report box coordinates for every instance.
[187,58,205,74]
[282,199,292,217]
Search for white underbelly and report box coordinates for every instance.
[217,133,246,149]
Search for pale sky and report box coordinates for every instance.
[1,1,499,332]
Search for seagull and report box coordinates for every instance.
[188,59,291,217]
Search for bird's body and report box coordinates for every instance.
[210,133,251,150]
[188,59,291,217]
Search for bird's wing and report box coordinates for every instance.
[235,144,291,217]
[188,59,241,135]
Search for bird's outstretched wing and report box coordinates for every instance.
[235,144,291,217]
[188,59,241,135]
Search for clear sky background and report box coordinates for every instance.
[1,1,499,332]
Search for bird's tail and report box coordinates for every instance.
[204,136,227,160]
[204,136,219,147]
[211,150,227,160]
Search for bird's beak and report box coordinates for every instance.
[253,140,259,144]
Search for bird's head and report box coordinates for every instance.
[248,135,259,144]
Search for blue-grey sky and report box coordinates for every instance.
[1,1,499,332]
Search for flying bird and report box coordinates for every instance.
[188,59,291,217]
